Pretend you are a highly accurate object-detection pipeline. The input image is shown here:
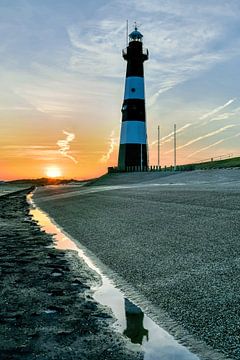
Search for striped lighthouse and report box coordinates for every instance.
[118,25,149,171]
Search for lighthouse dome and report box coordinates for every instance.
[129,28,143,41]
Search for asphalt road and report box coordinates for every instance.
[35,170,240,360]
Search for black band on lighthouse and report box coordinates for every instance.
[121,99,146,122]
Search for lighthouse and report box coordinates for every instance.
[118,25,149,171]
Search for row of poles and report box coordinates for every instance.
[157,124,177,170]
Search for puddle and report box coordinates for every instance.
[51,271,63,277]
[43,309,58,314]
[28,193,199,360]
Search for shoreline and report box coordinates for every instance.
[0,189,142,360]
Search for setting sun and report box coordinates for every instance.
[45,166,62,178]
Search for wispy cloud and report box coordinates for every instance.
[57,131,78,164]
[67,22,125,78]
[166,124,235,153]
[187,139,225,158]
[100,131,117,163]
[0,106,33,111]
[150,123,192,146]
[66,1,240,104]
[129,0,240,18]
[3,148,59,160]
[148,79,184,106]
[188,131,240,158]
[209,113,234,122]
[1,145,60,161]
[206,106,240,123]
[1,145,53,149]
[199,99,236,120]
[142,51,229,106]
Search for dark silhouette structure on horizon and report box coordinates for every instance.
[118,25,149,171]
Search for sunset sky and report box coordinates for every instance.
[1,0,240,180]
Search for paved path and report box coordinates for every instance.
[34,170,240,360]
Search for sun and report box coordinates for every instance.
[45,166,62,178]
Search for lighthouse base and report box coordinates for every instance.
[118,143,148,171]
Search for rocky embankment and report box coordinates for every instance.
[0,189,142,360]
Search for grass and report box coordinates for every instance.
[179,156,240,171]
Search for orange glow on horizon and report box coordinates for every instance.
[1,128,235,181]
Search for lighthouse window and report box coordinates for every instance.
[131,88,136,92]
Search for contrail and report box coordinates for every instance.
[150,123,192,146]
[188,131,240,158]
[166,124,235,153]
[161,123,192,143]
[148,89,164,107]
[100,131,117,163]
[57,130,78,164]
[209,113,233,122]
[187,140,225,158]
[199,99,236,120]
[208,106,240,123]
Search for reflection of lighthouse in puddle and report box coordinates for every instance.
[123,298,149,345]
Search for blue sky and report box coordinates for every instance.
[0,0,240,178]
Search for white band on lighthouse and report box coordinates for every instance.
[120,121,147,144]
[124,77,145,100]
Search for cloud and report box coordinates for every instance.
[209,113,234,122]
[188,131,240,158]
[1,145,53,149]
[142,12,240,100]
[196,100,240,128]
[0,106,33,111]
[66,0,240,105]
[187,139,225,158]
[166,124,235,153]
[128,0,240,18]
[206,106,240,123]
[1,145,60,161]
[57,131,78,163]
[148,77,185,106]
[150,123,192,146]
[199,99,236,120]
[100,130,117,163]
[144,50,230,105]
[3,148,60,160]
[67,22,125,79]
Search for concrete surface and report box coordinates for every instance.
[35,169,240,359]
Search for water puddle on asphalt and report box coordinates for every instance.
[28,193,199,360]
